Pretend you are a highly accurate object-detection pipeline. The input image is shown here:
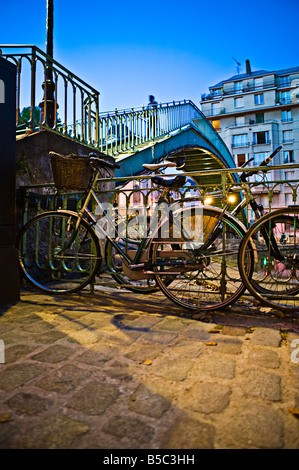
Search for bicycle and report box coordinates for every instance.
[238,207,299,312]
[17,152,252,311]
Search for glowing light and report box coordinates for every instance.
[204,197,213,205]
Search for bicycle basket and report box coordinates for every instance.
[50,152,93,191]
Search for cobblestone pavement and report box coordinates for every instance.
[0,278,299,449]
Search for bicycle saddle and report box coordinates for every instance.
[142,161,176,171]
[151,174,187,189]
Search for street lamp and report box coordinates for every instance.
[39,0,55,128]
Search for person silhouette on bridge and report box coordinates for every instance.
[147,95,159,139]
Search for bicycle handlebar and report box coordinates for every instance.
[240,146,282,182]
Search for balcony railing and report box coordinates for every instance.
[201,78,296,103]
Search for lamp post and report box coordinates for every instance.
[39,0,55,128]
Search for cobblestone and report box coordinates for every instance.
[0,288,299,449]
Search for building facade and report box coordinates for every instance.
[200,61,299,212]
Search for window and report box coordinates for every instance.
[285,193,293,205]
[234,81,243,94]
[236,154,246,167]
[211,103,219,115]
[277,91,291,104]
[235,116,245,126]
[253,152,271,182]
[285,171,295,181]
[254,152,269,165]
[234,97,244,108]
[283,130,293,143]
[212,119,220,131]
[254,78,263,90]
[283,151,294,163]
[254,94,264,105]
[278,76,290,87]
[253,131,270,145]
[211,88,222,97]
[256,113,264,123]
[233,134,248,147]
[281,110,292,122]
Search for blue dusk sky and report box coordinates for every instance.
[1,0,299,112]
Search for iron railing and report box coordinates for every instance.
[18,163,299,230]
[0,45,220,158]
[0,45,100,146]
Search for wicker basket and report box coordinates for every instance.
[50,152,93,191]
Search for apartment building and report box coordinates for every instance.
[200,61,299,211]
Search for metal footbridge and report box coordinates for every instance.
[1,45,236,184]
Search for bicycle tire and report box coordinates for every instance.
[150,206,252,311]
[17,210,102,294]
[238,207,299,312]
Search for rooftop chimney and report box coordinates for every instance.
[246,59,251,75]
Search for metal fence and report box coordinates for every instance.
[0,45,99,146]
[0,46,220,157]
[18,163,299,230]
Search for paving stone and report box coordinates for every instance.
[32,345,74,363]
[4,345,36,363]
[0,422,17,446]
[183,325,210,341]
[102,415,155,444]
[76,344,119,366]
[13,415,89,449]
[65,329,101,345]
[152,357,194,381]
[242,369,281,401]
[199,355,236,379]
[103,359,133,381]
[250,328,281,347]
[221,326,247,336]
[128,384,171,418]
[248,348,280,369]
[5,392,53,415]
[67,381,120,415]
[185,381,232,414]
[31,330,66,344]
[125,344,163,362]
[232,404,284,448]
[153,318,190,332]
[212,338,243,355]
[37,364,91,394]
[137,331,177,345]
[171,340,204,358]
[0,363,46,391]
[22,321,54,334]
[162,415,215,449]
[0,324,14,335]
[0,331,28,345]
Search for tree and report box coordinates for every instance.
[18,106,41,126]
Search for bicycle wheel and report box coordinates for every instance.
[17,211,102,294]
[239,207,299,312]
[105,237,160,293]
[150,206,251,311]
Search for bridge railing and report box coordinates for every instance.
[0,44,208,154]
[97,100,202,156]
[0,45,99,146]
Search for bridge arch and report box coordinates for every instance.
[116,125,237,185]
